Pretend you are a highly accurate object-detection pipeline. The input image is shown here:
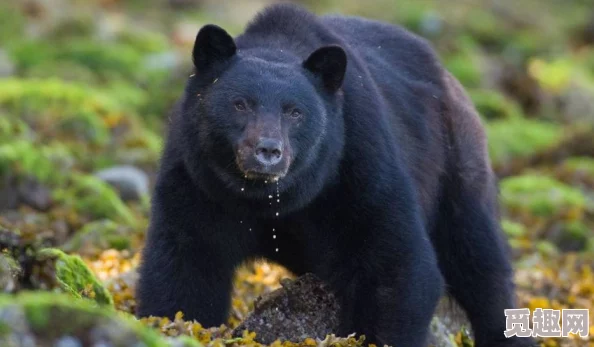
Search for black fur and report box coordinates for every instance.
[136,4,534,347]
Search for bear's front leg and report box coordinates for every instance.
[136,165,249,325]
[326,205,444,347]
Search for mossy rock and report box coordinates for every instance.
[0,78,118,147]
[9,40,145,82]
[53,173,138,226]
[37,249,113,306]
[501,219,527,238]
[0,292,171,347]
[553,221,591,252]
[500,175,586,222]
[0,141,74,186]
[486,119,563,167]
[63,220,133,256]
[0,253,20,293]
[468,89,524,121]
[556,157,594,187]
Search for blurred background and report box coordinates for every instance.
[0,0,593,346]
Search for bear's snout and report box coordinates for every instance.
[255,138,283,166]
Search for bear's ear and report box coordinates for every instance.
[192,24,236,73]
[303,45,347,93]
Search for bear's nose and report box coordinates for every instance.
[255,138,283,166]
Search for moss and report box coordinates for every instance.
[442,36,483,88]
[502,219,527,238]
[500,175,586,220]
[63,220,133,256]
[53,174,138,226]
[0,292,170,346]
[0,253,21,292]
[0,78,119,146]
[37,249,113,306]
[9,40,144,81]
[486,119,563,166]
[0,141,74,185]
[555,221,590,252]
[0,3,24,44]
[468,89,524,121]
[116,30,170,54]
[536,240,559,257]
[561,157,594,177]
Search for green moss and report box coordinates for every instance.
[486,119,563,165]
[442,36,483,88]
[502,219,527,238]
[0,253,21,292]
[63,220,132,255]
[0,141,73,185]
[469,89,524,121]
[0,292,169,346]
[0,78,118,146]
[500,175,586,219]
[116,30,170,54]
[0,3,24,43]
[536,240,559,257]
[554,221,591,252]
[38,249,113,306]
[561,157,594,177]
[10,40,144,81]
[53,174,138,226]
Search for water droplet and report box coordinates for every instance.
[268,195,272,199]
[275,248,279,252]
[249,228,252,231]
[240,220,243,224]
[272,228,275,231]
[241,188,244,192]
[275,212,279,216]
[273,235,276,239]
[277,199,280,203]
[264,180,268,184]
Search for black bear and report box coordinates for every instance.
[137,4,534,347]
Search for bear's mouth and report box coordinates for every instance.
[244,171,282,182]
[235,152,290,182]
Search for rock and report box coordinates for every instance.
[38,248,114,306]
[95,166,149,202]
[0,49,15,77]
[0,176,52,212]
[16,177,52,211]
[63,219,132,257]
[0,292,173,347]
[233,274,466,346]
[233,273,340,344]
[0,253,20,292]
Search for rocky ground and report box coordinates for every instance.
[0,0,593,346]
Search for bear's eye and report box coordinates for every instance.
[234,100,247,111]
[290,109,302,119]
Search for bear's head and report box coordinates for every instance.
[177,24,347,202]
